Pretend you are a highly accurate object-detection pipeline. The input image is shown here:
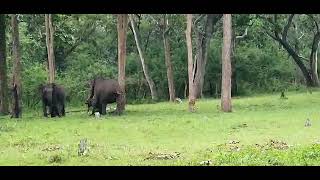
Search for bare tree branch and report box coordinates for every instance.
[298,55,309,61]
[282,14,295,41]
[149,15,160,26]
[298,33,305,40]
[236,27,248,39]
[193,14,205,26]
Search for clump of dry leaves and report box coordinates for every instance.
[42,144,62,152]
[255,139,289,150]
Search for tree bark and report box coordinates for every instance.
[117,14,128,112]
[11,14,22,118]
[162,15,176,102]
[221,14,232,112]
[129,15,158,101]
[0,14,9,115]
[198,14,219,98]
[45,14,55,83]
[186,14,196,112]
[309,32,320,86]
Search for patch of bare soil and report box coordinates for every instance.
[144,152,181,160]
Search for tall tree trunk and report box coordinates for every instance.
[129,15,158,101]
[45,14,55,83]
[117,14,128,112]
[193,32,203,98]
[11,14,22,118]
[311,51,319,86]
[198,15,216,98]
[162,15,176,102]
[0,14,9,115]
[310,33,320,86]
[186,14,196,112]
[221,14,232,112]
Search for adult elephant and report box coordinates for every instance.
[86,77,124,115]
[39,83,66,117]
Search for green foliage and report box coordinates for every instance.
[21,63,47,108]
[3,14,318,108]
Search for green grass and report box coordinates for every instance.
[1,90,320,166]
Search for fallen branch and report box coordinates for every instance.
[65,109,87,113]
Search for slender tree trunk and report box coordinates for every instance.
[45,14,55,83]
[186,14,196,112]
[198,15,216,98]
[11,14,22,118]
[0,14,9,115]
[129,15,158,101]
[310,33,320,86]
[221,14,232,112]
[162,15,176,102]
[117,14,128,112]
[311,51,319,86]
[193,32,203,98]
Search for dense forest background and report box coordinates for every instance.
[2,14,317,109]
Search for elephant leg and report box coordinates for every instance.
[50,106,56,118]
[91,97,98,115]
[97,103,102,114]
[43,104,48,117]
[62,104,65,116]
[56,104,62,117]
[101,103,106,115]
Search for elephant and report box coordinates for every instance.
[39,83,66,117]
[85,77,124,116]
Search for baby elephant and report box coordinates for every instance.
[39,83,66,118]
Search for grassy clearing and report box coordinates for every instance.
[1,91,320,165]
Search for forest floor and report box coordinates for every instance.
[1,91,320,165]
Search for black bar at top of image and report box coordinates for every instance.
[0,0,318,14]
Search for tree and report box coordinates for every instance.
[161,15,176,102]
[186,14,196,112]
[117,14,128,112]
[0,14,9,115]
[129,14,158,101]
[259,14,320,87]
[11,14,22,118]
[45,14,55,83]
[221,14,232,112]
[192,14,222,98]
